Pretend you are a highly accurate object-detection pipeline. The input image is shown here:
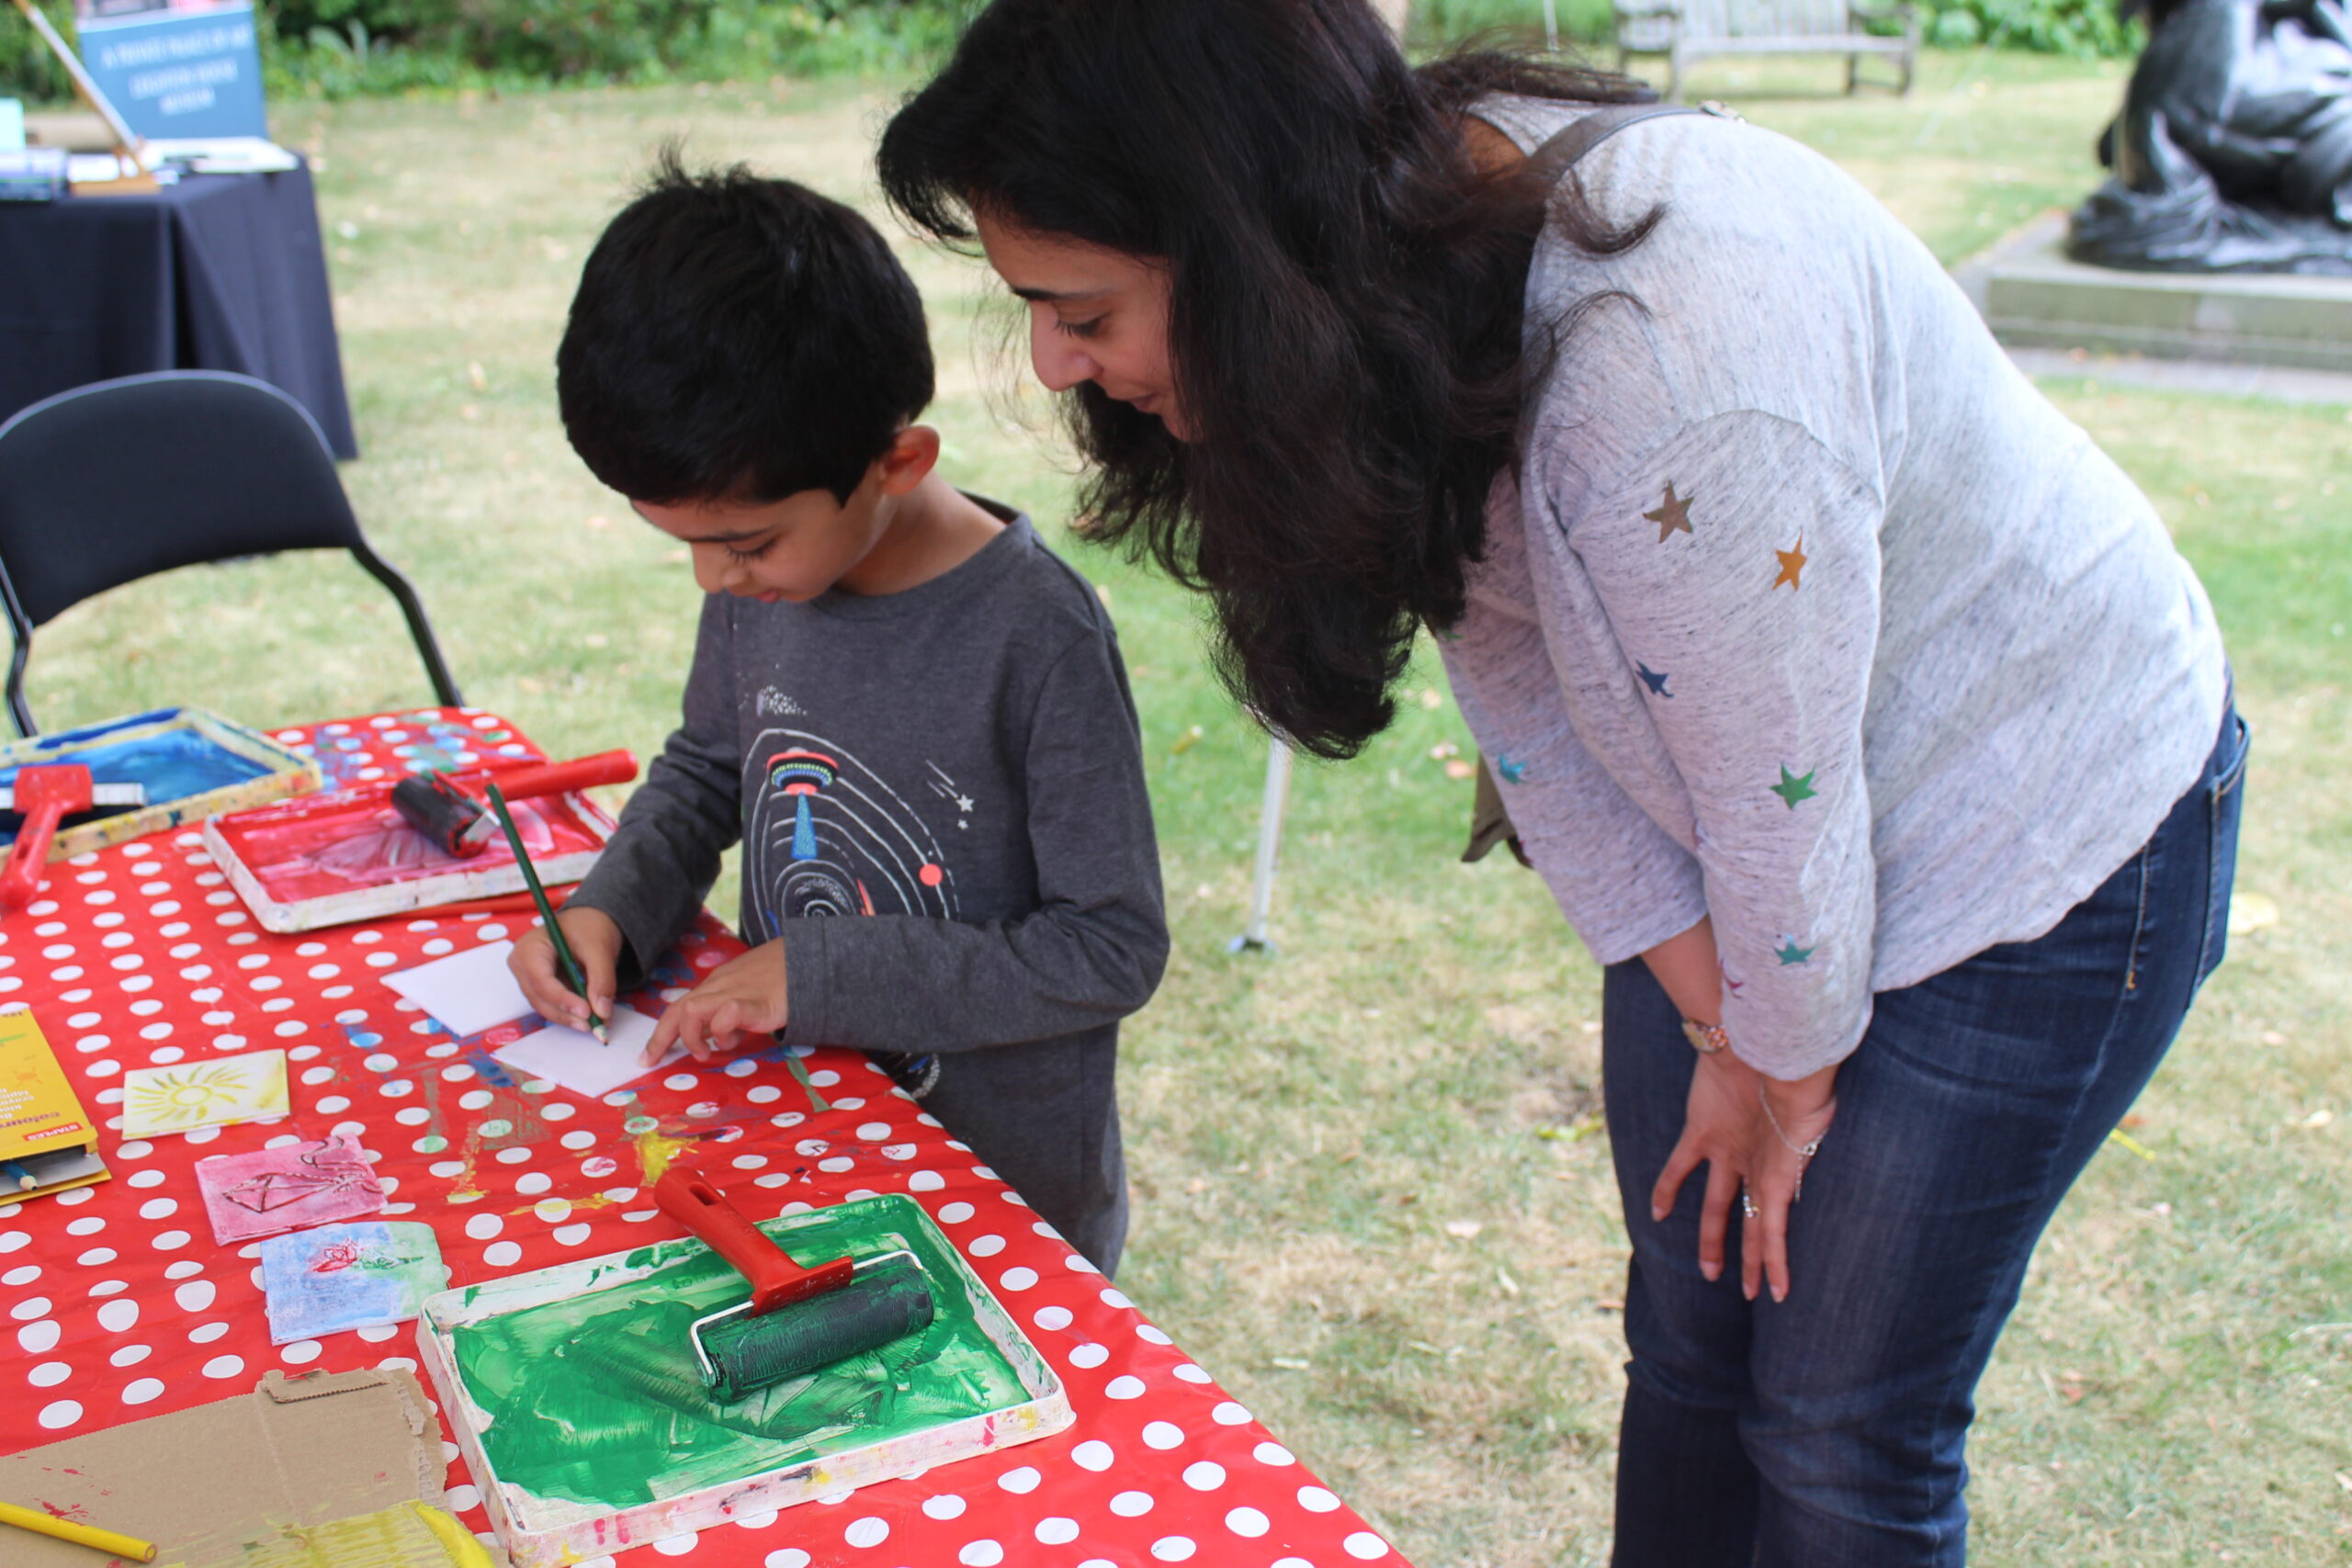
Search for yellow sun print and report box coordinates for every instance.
[121,1049,290,1138]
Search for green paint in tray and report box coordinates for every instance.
[447,1195,1030,1509]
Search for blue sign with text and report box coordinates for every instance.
[78,2,267,141]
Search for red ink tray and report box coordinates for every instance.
[202,784,616,933]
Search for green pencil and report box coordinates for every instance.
[483,779,609,1044]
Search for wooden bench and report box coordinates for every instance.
[1612,0,1920,101]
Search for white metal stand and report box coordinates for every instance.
[1228,737,1294,953]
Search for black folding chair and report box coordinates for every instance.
[0,371,462,736]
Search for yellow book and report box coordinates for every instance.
[0,1008,109,1201]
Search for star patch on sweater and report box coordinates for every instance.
[1635,661,1673,698]
[1772,535,1808,591]
[1773,937,1816,966]
[1645,482,1694,542]
[1770,765,1816,808]
[1496,754,1528,784]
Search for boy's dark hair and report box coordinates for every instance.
[559,152,935,506]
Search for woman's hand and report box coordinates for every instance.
[1651,1050,1769,1289]
[508,905,624,1037]
[1746,1067,1836,1303]
[1652,1055,1838,1303]
[645,940,788,1064]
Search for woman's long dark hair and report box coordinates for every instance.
[878,1,1652,759]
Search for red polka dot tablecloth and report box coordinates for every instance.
[0,708,1408,1568]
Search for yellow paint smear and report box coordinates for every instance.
[633,1127,695,1186]
[507,1189,624,1218]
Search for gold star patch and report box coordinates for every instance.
[1644,482,1694,543]
[1772,535,1808,591]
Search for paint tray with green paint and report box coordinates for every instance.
[415,1192,1072,1568]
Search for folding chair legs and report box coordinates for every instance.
[349,543,465,708]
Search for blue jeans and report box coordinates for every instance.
[1603,703,2247,1568]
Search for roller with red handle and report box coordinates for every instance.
[390,748,639,856]
[650,1166,934,1401]
[654,1166,856,1314]
[0,777,146,810]
[0,765,144,908]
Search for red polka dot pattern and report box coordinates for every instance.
[0,709,1405,1567]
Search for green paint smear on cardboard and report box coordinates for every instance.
[448,1195,1028,1509]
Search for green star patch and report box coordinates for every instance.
[1770,765,1817,809]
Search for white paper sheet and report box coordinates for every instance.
[492,1006,683,1098]
[383,940,534,1036]
[144,136,302,173]
[65,152,144,184]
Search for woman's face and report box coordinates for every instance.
[974,209,1190,439]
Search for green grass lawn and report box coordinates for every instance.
[24,47,2351,1566]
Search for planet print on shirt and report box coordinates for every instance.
[743,727,960,937]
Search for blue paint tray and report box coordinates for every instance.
[0,707,322,862]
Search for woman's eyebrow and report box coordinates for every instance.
[1010,284,1114,303]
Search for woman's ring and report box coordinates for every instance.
[1740,1193,1760,1221]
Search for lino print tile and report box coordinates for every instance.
[119,1048,289,1138]
[260,1221,448,1344]
[194,1133,388,1244]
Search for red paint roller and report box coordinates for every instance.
[0,765,147,909]
[390,749,638,856]
[653,1168,934,1402]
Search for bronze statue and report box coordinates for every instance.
[2068,0,2352,273]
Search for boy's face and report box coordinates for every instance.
[633,467,891,604]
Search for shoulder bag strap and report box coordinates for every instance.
[1459,101,1725,870]
[1522,100,1724,184]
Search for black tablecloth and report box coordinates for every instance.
[0,163,356,457]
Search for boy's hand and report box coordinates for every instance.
[508,905,624,1037]
[646,940,788,1064]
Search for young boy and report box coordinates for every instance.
[509,158,1168,1273]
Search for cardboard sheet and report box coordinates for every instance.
[0,1368,445,1568]
[492,1005,680,1098]
[381,941,533,1037]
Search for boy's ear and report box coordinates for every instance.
[873,425,941,497]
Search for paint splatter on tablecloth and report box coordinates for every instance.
[0,707,1406,1568]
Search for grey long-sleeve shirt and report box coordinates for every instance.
[1447,98,2228,1077]
[567,505,1169,1055]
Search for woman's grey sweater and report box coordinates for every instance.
[1446,97,2228,1078]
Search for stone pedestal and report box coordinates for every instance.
[1956,214,2352,375]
